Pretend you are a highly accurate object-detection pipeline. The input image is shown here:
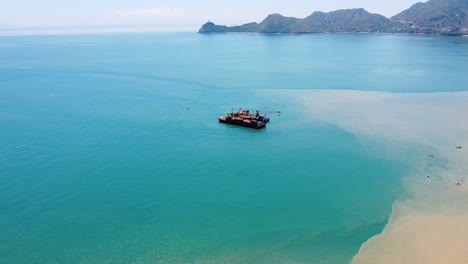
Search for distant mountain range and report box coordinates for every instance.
[199,0,468,35]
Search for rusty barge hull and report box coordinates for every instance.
[218,117,267,129]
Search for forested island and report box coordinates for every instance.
[199,0,468,35]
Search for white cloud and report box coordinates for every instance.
[113,6,185,17]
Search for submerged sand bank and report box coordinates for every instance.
[290,90,468,264]
[353,204,468,264]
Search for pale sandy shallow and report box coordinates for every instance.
[273,90,468,264]
[352,205,468,264]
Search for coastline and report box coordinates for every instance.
[198,31,465,37]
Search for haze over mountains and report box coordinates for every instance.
[199,0,468,35]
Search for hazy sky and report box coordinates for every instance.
[1,0,424,30]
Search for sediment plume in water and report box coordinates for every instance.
[290,90,468,264]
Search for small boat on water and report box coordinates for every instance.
[218,109,280,129]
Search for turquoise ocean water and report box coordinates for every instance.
[1,33,467,263]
